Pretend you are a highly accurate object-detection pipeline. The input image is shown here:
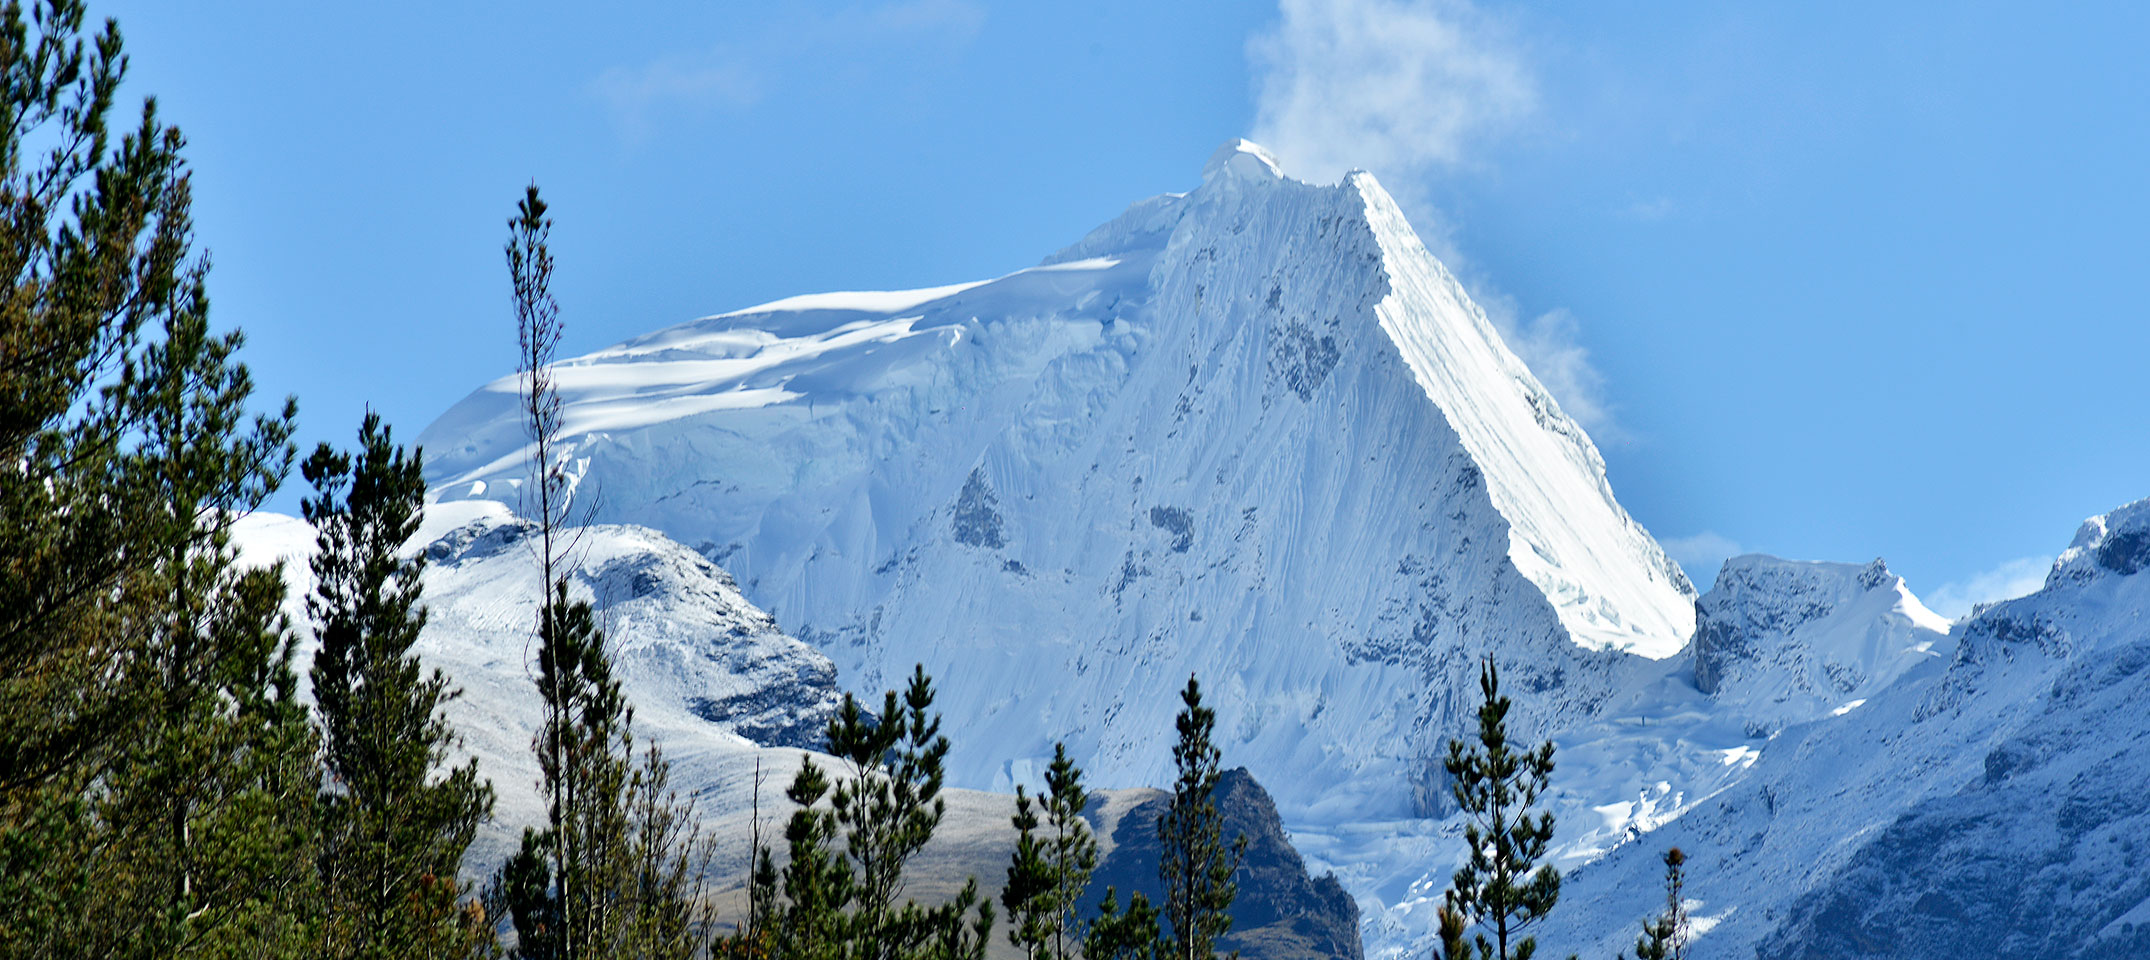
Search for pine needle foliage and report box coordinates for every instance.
[1003,743,1100,960]
[1620,848,1688,960]
[760,665,994,960]
[1081,888,1159,960]
[1158,675,1245,960]
[0,2,322,956]
[305,412,495,960]
[496,185,715,960]
[1437,659,1563,960]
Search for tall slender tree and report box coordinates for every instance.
[1005,742,1100,960]
[496,185,713,960]
[305,411,495,959]
[1157,675,1245,960]
[1437,658,1563,960]
[1005,786,1053,960]
[1620,848,1688,960]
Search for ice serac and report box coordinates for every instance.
[417,139,1695,820]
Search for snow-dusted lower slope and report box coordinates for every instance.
[231,501,845,868]
[418,140,1694,823]
[240,506,1364,960]
[1530,499,2150,960]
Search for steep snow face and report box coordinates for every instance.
[1533,498,2150,960]
[230,502,845,866]
[1693,555,1952,731]
[418,139,1695,820]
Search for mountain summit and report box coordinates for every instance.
[418,140,1694,819]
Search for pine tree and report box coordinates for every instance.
[770,757,850,960]
[826,665,994,959]
[1620,848,1687,960]
[1158,675,1245,960]
[1004,786,1054,960]
[305,412,495,959]
[0,7,245,949]
[760,666,992,960]
[0,0,171,802]
[1438,658,1563,960]
[1005,742,1100,960]
[88,292,316,960]
[1082,889,1160,960]
[0,3,327,955]
[497,185,714,960]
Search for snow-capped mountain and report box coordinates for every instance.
[418,140,1696,824]
[401,138,2150,958]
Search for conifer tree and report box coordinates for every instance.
[497,185,714,960]
[1157,675,1244,960]
[1437,658,1563,960]
[1005,786,1054,960]
[1082,889,1160,960]
[1620,848,1687,960]
[760,666,992,960]
[0,3,321,955]
[305,412,495,959]
[89,292,315,959]
[1005,742,1100,960]
[0,0,150,800]
[827,665,994,959]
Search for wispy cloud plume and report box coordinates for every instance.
[1924,556,2052,621]
[1248,0,1534,185]
[1249,1,1623,439]
[1661,531,1744,591]
[1483,303,1619,437]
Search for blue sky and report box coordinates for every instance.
[103,1,2148,615]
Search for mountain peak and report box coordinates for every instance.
[1201,138,1284,185]
[1694,553,1951,722]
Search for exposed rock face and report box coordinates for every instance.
[1087,768,1362,960]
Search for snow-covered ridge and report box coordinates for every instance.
[1534,498,2150,960]
[1693,554,1951,730]
[232,502,846,869]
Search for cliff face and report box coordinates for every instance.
[1087,768,1362,960]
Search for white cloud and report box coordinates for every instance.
[1248,0,1534,185]
[1661,531,1744,591]
[1924,556,2052,621]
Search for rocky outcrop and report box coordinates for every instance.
[1087,768,1361,960]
